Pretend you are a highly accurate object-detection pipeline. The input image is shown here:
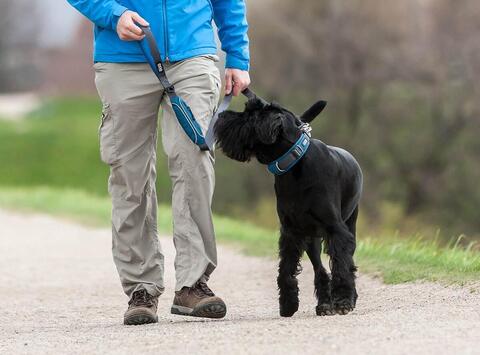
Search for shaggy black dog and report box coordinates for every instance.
[215,97,363,317]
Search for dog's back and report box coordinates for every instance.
[328,145,363,196]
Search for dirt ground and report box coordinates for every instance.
[1,209,479,355]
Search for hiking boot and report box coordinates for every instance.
[124,289,158,325]
[171,281,226,319]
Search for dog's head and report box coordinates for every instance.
[215,97,326,163]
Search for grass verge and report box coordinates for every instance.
[0,186,479,284]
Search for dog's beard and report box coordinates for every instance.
[215,112,255,162]
[222,144,254,162]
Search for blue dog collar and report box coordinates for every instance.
[267,132,311,175]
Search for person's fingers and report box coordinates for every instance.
[244,75,251,88]
[128,32,145,41]
[231,72,251,96]
[117,11,149,41]
[233,80,242,96]
[225,70,233,95]
[119,28,144,41]
[128,29,145,39]
[120,31,144,41]
[119,29,129,41]
[126,20,144,36]
[131,12,149,27]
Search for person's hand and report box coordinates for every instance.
[116,10,149,41]
[225,69,251,96]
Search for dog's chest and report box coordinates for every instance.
[276,189,320,233]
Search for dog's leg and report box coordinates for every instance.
[327,222,357,315]
[345,206,359,306]
[277,230,303,317]
[306,238,333,316]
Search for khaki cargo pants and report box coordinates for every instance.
[94,55,221,297]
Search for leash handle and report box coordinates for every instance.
[241,87,255,100]
[140,26,162,70]
[138,25,175,95]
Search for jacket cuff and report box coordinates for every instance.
[111,4,128,31]
[225,54,250,71]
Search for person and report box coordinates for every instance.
[66,0,250,325]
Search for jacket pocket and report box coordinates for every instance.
[98,103,118,165]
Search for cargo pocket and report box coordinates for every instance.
[209,68,221,113]
[98,103,118,165]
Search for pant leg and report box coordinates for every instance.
[160,55,221,291]
[94,62,165,297]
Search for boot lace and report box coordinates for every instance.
[194,281,215,297]
[129,289,154,307]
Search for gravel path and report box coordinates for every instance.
[1,209,479,355]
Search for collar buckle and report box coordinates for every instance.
[299,122,312,137]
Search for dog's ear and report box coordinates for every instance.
[215,110,255,162]
[300,100,327,123]
[255,113,283,145]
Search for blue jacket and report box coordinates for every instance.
[67,0,250,70]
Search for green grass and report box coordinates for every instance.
[1,186,479,284]
[357,237,479,284]
[0,97,172,200]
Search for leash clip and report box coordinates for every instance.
[165,85,175,95]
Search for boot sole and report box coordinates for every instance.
[124,311,158,326]
[171,302,226,319]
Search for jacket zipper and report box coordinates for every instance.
[162,0,170,62]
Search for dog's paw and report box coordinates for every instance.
[316,303,335,316]
[333,299,355,315]
[279,300,299,317]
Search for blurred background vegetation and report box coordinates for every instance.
[1,0,479,246]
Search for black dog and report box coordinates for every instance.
[215,97,363,317]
